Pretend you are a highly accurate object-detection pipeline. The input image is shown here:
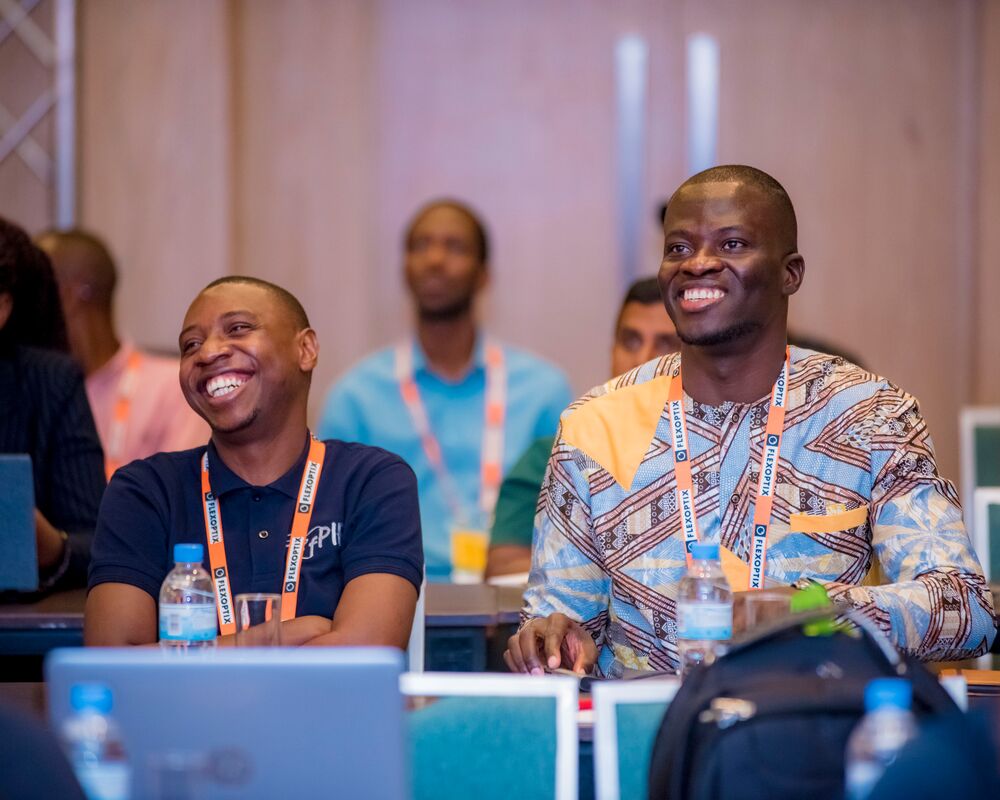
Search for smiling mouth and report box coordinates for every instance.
[204,372,251,399]
[679,287,726,311]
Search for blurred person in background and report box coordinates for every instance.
[486,276,679,578]
[0,217,104,592]
[319,199,572,581]
[37,230,207,479]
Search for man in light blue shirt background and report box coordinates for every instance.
[318,200,571,580]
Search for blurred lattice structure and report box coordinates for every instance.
[0,0,74,231]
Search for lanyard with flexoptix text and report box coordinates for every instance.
[104,350,143,480]
[395,339,506,526]
[667,347,790,589]
[200,436,326,634]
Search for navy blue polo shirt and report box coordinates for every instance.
[89,436,423,621]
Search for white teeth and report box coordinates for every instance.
[683,287,725,301]
[206,374,248,398]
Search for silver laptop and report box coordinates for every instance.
[46,647,408,799]
[0,454,37,591]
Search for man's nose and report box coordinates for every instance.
[196,333,231,364]
[684,250,724,274]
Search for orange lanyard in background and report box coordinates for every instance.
[395,340,507,526]
[200,436,326,634]
[104,350,143,480]
[667,347,790,589]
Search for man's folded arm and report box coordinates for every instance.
[84,583,158,646]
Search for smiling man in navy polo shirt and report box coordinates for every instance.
[85,277,423,647]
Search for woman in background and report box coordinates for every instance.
[0,216,104,592]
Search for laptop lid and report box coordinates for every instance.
[0,454,37,591]
[46,647,408,799]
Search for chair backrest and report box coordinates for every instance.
[972,486,1000,582]
[0,454,37,591]
[960,407,1000,527]
[592,678,681,800]
[407,570,427,672]
[400,672,578,800]
[46,647,407,799]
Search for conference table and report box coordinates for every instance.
[0,582,525,680]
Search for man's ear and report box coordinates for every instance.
[297,327,319,373]
[0,291,12,331]
[781,253,805,297]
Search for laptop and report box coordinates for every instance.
[46,647,408,799]
[0,454,38,591]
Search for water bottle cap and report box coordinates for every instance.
[173,543,204,564]
[690,542,720,560]
[70,683,113,714]
[865,678,912,711]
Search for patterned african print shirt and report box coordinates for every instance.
[522,347,996,676]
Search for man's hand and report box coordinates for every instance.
[504,613,597,675]
[34,509,67,571]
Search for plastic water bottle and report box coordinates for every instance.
[61,683,131,800]
[676,541,732,679]
[844,678,919,800]
[159,542,217,650]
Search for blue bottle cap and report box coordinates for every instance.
[70,683,113,714]
[865,678,912,711]
[690,542,720,561]
[173,543,204,564]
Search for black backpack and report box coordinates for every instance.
[647,608,958,800]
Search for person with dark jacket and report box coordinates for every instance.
[0,216,105,591]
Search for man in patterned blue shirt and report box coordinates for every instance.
[507,166,996,677]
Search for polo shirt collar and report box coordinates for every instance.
[205,433,313,497]
[411,331,487,379]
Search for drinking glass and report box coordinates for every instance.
[735,589,792,635]
[234,593,281,646]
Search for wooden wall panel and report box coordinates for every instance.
[976,0,1000,403]
[64,0,997,480]
[232,0,375,419]
[371,0,630,393]
[78,0,233,352]
[671,0,974,480]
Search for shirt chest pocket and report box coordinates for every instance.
[788,504,869,534]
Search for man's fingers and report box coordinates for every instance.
[543,615,570,670]
[518,623,545,674]
[506,630,529,673]
[569,626,598,674]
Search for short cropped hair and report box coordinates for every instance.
[674,164,797,248]
[201,276,310,330]
[615,276,663,331]
[404,199,490,265]
[36,228,117,309]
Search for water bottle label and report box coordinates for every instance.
[159,603,217,642]
[677,601,732,640]
[75,763,130,800]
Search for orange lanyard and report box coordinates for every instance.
[200,437,326,634]
[105,350,143,479]
[668,347,790,589]
[395,340,507,526]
